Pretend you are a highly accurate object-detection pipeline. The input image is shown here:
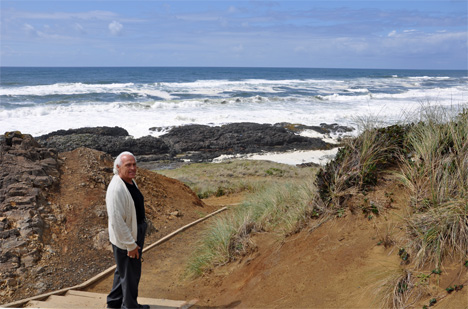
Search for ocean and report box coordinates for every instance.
[1,67,467,138]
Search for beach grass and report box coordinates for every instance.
[177,105,468,308]
[158,159,320,277]
[315,106,468,308]
[397,108,468,268]
[315,122,409,212]
[186,176,318,277]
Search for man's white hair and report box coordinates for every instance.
[113,151,136,175]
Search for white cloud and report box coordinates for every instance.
[233,44,244,52]
[74,23,86,34]
[109,21,123,35]
[228,6,238,14]
[22,23,71,40]
[23,23,39,37]
[294,46,306,52]
[388,30,397,37]
[379,30,467,56]
[219,17,228,28]
[175,14,219,22]
[12,10,119,21]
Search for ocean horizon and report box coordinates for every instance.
[1,66,467,138]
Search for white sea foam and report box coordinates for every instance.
[299,130,342,144]
[346,88,369,93]
[0,83,133,96]
[0,82,175,100]
[1,74,467,139]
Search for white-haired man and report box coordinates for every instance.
[106,151,148,309]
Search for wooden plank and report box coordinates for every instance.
[24,296,106,308]
[2,288,72,308]
[24,300,58,308]
[66,290,107,299]
[24,293,194,309]
[138,296,187,308]
[43,294,105,307]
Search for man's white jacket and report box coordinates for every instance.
[106,175,138,251]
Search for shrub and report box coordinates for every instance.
[315,124,410,210]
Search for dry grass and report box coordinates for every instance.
[397,108,468,268]
[405,200,468,269]
[184,164,319,277]
[377,268,427,309]
[315,123,407,212]
[158,159,317,199]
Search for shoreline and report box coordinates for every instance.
[34,122,352,167]
[212,148,339,166]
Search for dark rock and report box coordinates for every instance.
[36,126,129,140]
[319,123,355,134]
[159,122,333,162]
[0,259,19,273]
[297,162,321,168]
[2,238,27,252]
[5,184,30,197]
[33,122,350,163]
[22,250,40,268]
[275,122,354,136]
[121,135,170,156]
[0,131,61,289]
[148,126,174,133]
[0,229,20,239]
[37,134,169,157]
[29,175,54,188]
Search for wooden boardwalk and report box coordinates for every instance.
[21,290,193,308]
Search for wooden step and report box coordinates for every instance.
[23,291,192,308]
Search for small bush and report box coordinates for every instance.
[315,124,411,210]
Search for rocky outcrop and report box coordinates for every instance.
[36,127,169,157]
[36,123,350,163]
[0,131,61,298]
[158,122,332,162]
[37,126,129,140]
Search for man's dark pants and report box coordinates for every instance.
[107,222,147,309]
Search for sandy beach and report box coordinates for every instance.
[213,148,339,165]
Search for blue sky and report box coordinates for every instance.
[1,1,467,69]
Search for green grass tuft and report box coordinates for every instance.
[186,178,319,277]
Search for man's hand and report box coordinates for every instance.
[127,245,141,259]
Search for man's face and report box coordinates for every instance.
[118,154,137,183]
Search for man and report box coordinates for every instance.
[106,151,148,309]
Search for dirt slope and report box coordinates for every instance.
[2,147,219,305]
[89,172,468,308]
[6,147,466,307]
